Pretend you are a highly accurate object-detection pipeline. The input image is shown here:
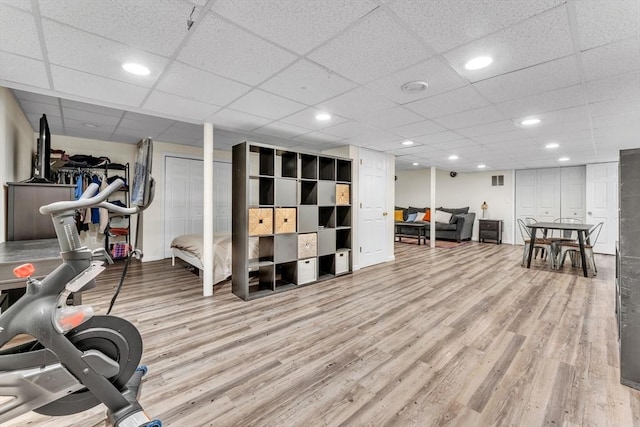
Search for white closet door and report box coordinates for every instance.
[214,162,232,234]
[560,166,586,222]
[586,162,618,254]
[515,169,538,244]
[536,168,561,223]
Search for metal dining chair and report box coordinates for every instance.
[556,222,603,275]
[524,217,546,258]
[517,218,556,269]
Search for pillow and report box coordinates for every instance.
[433,209,452,224]
[407,206,421,215]
[394,210,404,221]
[406,213,417,222]
[438,207,469,215]
[424,208,431,222]
[414,212,425,222]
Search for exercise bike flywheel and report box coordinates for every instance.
[34,315,143,416]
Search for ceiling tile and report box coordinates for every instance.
[253,122,309,139]
[51,65,149,107]
[60,99,124,118]
[319,120,376,138]
[390,0,564,53]
[575,0,640,50]
[472,56,580,103]
[591,112,640,129]
[582,37,640,82]
[317,86,397,119]
[412,130,463,145]
[13,89,57,105]
[178,14,296,86]
[0,0,31,10]
[143,91,220,121]
[212,0,377,54]
[390,120,447,139]
[472,130,529,144]
[404,86,489,119]
[359,106,424,130]
[117,112,175,135]
[428,138,482,151]
[227,89,307,121]
[385,144,431,155]
[26,112,61,132]
[585,71,640,103]
[43,20,168,87]
[589,97,640,118]
[455,119,519,138]
[308,9,431,84]
[498,84,587,118]
[364,57,467,103]
[63,117,116,134]
[160,121,205,141]
[60,124,116,142]
[157,62,251,106]
[345,128,399,146]
[280,108,347,131]
[0,52,49,89]
[62,107,122,127]
[207,108,272,132]
[259,60,357,105]
[0,4,42,59]
[38,0,191,56]
[443,7,574,82]
[293,131,345,144]
[433,105,506,129]
[18,99,60,119]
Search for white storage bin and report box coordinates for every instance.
[297,258,317,285]
[335,250,350,274]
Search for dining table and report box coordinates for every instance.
[525,222,594,277]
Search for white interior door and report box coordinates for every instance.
[586,162,618,254]
[560,166,586,222]
[214,162,232,234]
[515,169,537,244]
[359,148,387,268]
[536,168,561,223]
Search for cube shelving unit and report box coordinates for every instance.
[232,141,353,301]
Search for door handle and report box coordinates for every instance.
[587,211,592,215]
[382,212,388,216]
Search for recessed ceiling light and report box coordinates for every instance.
[477,164,487,169]
[558,157,570,162]
[83,123,99,128]
[402,140,414,146]
[449,155,459,160]
[464,56,493,70]
[315,112,331,121]
[521,118,541,126]
[545,142,559,149]
[122,62,150,76]
[412,162,419,166]
[401,80,428,93]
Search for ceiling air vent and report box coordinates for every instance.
[491,175,504,186]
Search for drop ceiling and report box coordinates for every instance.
[0,0,638,171]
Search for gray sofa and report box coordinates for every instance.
[395,206,476,243]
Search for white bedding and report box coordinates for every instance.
[170,234,257,285]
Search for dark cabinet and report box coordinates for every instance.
[478,219,502,244]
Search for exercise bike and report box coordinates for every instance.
[0,140,161,426]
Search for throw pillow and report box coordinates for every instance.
[394,210,404,221]
[425,208,431,222]
[414,212,425,222]
[406,213,417,222]
[433,209,452,224]
[439,207,469,215]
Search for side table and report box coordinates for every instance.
[479,219,502,244]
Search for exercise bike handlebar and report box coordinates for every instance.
[39,179,141,216]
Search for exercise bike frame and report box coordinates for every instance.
[0,179,156,426]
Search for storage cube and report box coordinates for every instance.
[297,258,317,285]
[248,208,273,236]
[317,229,336,256]
[275,178,297,206]
[335,250,350,274]
[275,208,296,234]
[298,233,317,258]
[298,206,318,232]
[336,184,350,205]
[318,181,336,205]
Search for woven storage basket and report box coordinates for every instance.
[336,184,350,205]
[275,208,296,234]
[298,233,317,259]
[248,208,273,236]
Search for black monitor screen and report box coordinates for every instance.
[131,138,153,207]
[37,114,51,180]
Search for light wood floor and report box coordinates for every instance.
[5,242,640,427]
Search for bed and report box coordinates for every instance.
[170,234,258,285]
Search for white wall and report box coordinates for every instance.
[395,167,515,243]
[0,87,36,242]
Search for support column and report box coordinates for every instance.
[430,166,436,248]
[203,123,214,296]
